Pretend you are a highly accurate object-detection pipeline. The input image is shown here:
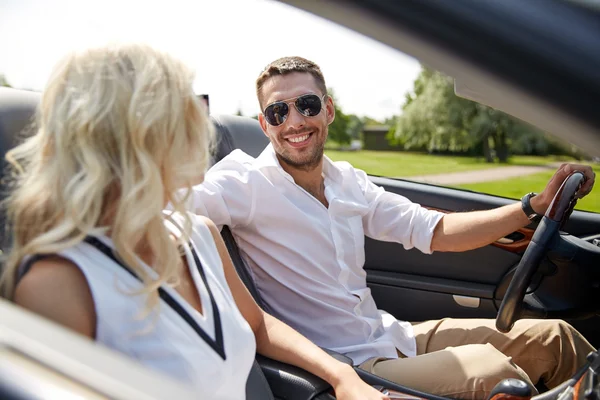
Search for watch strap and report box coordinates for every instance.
[521,192,541,221]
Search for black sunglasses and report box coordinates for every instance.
[263,94,327,127]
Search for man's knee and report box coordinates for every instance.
[457,344,535,399]
[540,320,595,367]
[470,344,531,380]
[522,319,578,339]
[525,319,591,353]
[362,344,536,399]
[535,319,575,334]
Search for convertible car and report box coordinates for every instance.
[1,0,599,399]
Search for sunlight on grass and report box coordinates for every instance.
[506,155,578,167]
[325,150,564,177]
[326,150,498,177]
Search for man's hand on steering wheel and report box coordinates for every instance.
[531,163,596,214]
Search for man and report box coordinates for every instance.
[192,56,596,399]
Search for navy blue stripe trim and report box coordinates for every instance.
[188,239,226,359]
[83,236,226,360]
[17,254,51,283]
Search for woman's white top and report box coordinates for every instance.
[20,214,256,399]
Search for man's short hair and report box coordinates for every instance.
[256,56,327,109]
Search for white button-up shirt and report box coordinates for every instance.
[191,144,444,364]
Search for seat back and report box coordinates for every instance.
[211,114,269,161]
[208,114,271,309]
[0,88,41,255]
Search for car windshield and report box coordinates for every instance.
[1,0,598,213]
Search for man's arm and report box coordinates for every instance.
[189,153,256,230]
[431,202,529,252]
[431,163,595,252]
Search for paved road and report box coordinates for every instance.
[403,164,557,185]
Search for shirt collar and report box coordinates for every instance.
[255,143,343,184]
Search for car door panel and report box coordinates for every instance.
[365,239,520,284]
[364,176,600,345]
[369,283,498,321]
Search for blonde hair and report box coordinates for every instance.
[0,43,214,306]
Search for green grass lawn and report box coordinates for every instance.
[325,150,574,177]
[456,165,600,213]
[325,150,491,177]
[325,150,599,213]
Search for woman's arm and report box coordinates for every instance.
[204,217,388,400]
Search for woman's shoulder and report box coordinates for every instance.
[192,214,220,238]
[189,214,224,262]
[14,254,96,338]
[167,211,220,241]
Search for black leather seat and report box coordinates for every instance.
[209,115,275,312]
[209,115,270,308]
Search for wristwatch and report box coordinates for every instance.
[521,192,542,222]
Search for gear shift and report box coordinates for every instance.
[488,378,533,400]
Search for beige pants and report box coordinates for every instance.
[358,318,594,399]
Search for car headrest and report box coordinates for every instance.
[0,89,269,255]
[0,88,41,250]
[0,88,40,168]
[210,114,269,164]
[0,88,269,169]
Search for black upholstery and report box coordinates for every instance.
[208,114,274,311]
[0,88,39,161]
[245,360,275,400]
[257,354,335,400]
[0,88,40,252]
[221,226,272,313]
[211,114,270,162]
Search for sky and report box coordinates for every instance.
[0,0,421,121]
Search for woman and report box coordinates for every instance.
[0,44,387,400]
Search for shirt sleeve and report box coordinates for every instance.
[189,151,256,230]
[356,168,444,254]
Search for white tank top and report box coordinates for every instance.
[22,214,256,399]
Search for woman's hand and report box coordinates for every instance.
[332,364,391,400]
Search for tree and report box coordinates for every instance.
[327,89,351,145]
[393,67,547,162]
[346,114,364,140]
[0,74,11,88]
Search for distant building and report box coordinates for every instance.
[362,125,400,151]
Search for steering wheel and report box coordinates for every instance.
[496,171,586,333]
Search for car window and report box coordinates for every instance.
[325,67,599,214]
[0,0,597,213]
